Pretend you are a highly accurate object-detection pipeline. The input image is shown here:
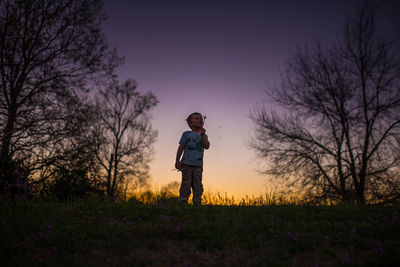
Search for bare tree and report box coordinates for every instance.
[0,0,121,194]
[94,79,158,200]
[251,2,400,204]
[37,98,105,200]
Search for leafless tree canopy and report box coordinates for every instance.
[251,2,400,204]
[94,79,158,200]
[0,0,122,195]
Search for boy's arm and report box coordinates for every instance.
[200,128,210,149]
[175,144,185,169]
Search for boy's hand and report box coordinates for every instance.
[200,128,210,149]
[175,161,182,170]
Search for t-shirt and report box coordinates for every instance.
[179,131,208,167]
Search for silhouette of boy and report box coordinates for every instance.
[175,112,210,205]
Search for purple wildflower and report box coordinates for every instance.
[295,233,300,240]
[159,214,169,222]
[341,256,350,264]
[248,259,257,264]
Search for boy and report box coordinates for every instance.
[175,112,210,205]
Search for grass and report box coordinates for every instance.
[1,197,399,266]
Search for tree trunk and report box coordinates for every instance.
[355,174,365,205]
[0,109,17,189]
[111,155,118,200]
[106,153,113,198]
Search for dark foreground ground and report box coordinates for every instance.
[1,199,399,266]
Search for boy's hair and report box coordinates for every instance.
[186,112,202,125]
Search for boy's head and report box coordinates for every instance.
[186,112,204,129]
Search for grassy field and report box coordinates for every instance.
[1,198,399,266]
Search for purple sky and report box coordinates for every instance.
[102,0,400,197]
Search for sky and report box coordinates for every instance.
[102,0,399,198]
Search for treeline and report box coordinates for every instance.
[0,0,157,201]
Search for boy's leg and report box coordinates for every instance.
[192,167,203,205]
[178,166,192,204]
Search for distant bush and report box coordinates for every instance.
[44,168,104,202]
